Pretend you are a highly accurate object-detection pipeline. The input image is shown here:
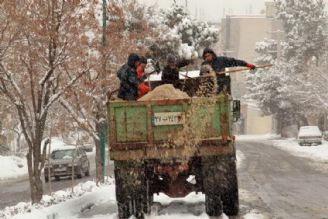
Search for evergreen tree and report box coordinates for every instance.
[247,0,328,134]
[149,3,218,60]
[276,0,327,72]
[246,40,299,133]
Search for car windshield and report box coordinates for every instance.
[51,149,77,159]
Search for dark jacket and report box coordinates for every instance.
[201,48,248,94]
[117,53,143,100]
[161,59,191,88]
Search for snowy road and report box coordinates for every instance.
[74,140,328,219]
[237,140,328,219]
[2,140,328,219]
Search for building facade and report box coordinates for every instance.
[220,1,282,134]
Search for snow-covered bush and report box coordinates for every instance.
[147,3,218,61]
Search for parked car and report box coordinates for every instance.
[297,126,322,146]
[44,146,90,182]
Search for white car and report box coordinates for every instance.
[297,126,322,146]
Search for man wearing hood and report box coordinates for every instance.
[201,48,255,94]
[161,54,192,89]
[117,53,147,100]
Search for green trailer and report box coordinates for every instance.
[107,94,240,218]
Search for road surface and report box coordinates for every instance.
[2,141,328,219]
[80,140,328,219]
[237,140,328,219]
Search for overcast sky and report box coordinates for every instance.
[139,0,328,22]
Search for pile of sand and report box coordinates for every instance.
[138,84,190,101]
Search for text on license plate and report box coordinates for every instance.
[152,112,185,126]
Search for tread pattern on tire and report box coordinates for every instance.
[115,160,153,219]
[202,155,239,216]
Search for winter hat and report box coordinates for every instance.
[202,47,217,59]
[127,53,140,67]
[167,54,177,64]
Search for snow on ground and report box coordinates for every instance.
[1,178,264,219]
[237,134,328,162]
[271,138,328,162]
[1,178,115,219]
[0,155,27,180]
[3,134,328,218]
[236,134,280,141]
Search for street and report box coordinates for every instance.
[237,141,328,219]
[1,141,328,219]
[77,140,328,218]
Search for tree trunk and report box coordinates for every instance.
[94,120,103,184]
[94,135,103,184]
[27,151,43,203]
[275,113,284,136]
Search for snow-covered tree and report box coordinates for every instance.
[276,0,327,72]
[58,0,160,183]
[246,39,299,133]
[0,1,98,203]
[247,0,328,134]
[148,3,218,61]
[275,0,328,120]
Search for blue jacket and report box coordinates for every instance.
[201,48,248,93]
[117,53,143,100]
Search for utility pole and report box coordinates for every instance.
[102,0,107,48]
[100,0,107,182]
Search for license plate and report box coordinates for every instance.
[152,112,185,126]
[55,167,66,172]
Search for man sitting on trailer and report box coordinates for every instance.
[201,48,256,94]
[117,53,147,101]
[161,54,192,90]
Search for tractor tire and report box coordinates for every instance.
[142,179,153,214]
[205,193,222,216]
[114,160,151,219]
[202,156,223,216]
[202,155,239,216]
[221,159,239,216]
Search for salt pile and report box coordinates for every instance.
[138,84,190,101]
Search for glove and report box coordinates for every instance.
[138,83,150,93]
[246,63,256,70]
